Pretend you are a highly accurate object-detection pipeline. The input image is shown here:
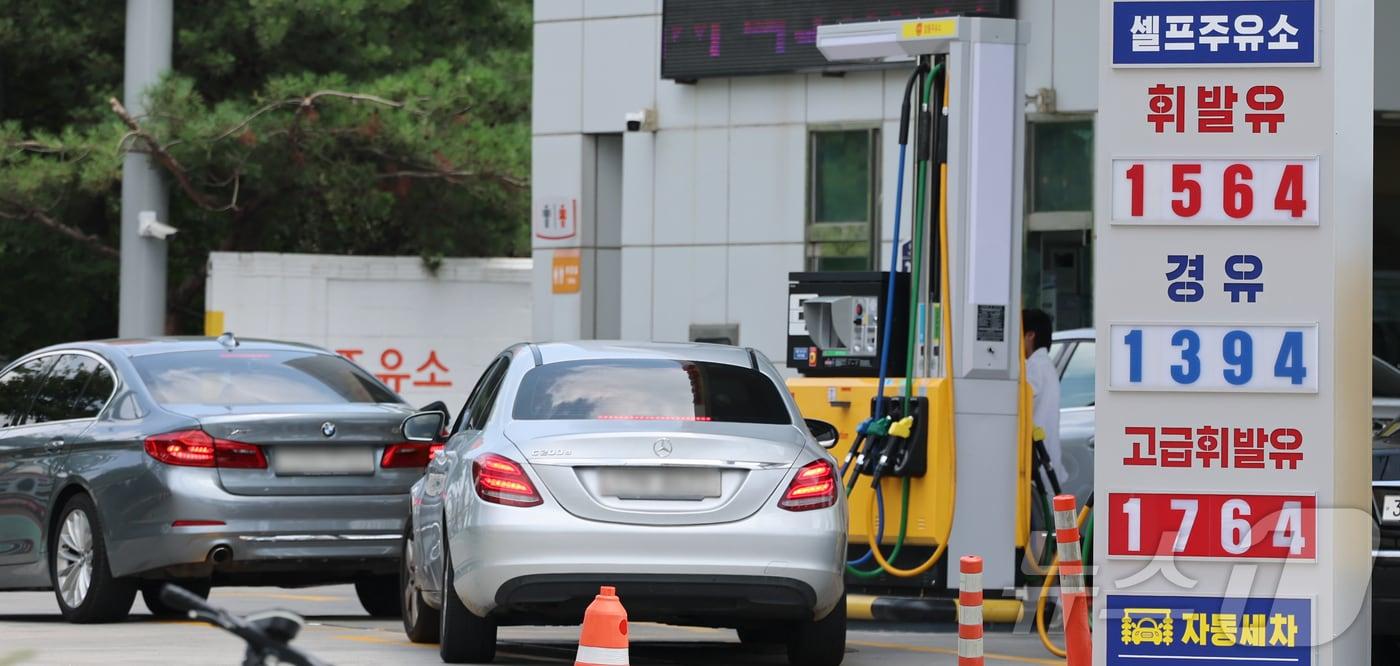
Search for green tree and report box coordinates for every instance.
[0,0,531,358]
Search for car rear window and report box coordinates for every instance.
[513,359,791,424]
[132,350,401,406]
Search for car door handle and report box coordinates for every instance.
[46,438,65,450]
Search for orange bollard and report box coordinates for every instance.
[958,555,985,666]
[1053,495,1092,666]
[575,585,630,666]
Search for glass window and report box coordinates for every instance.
[0,356,56,427]
[464,360,511,431]
[513,359,791,425]
[1031,121,1093,213]
[1375,356,1400,399]
[132,350,401,407]
[454,357,506,434]
[72,363,115,419]
[1059,342,1095,409]
[808,129,879,271]
[29,355,107,424]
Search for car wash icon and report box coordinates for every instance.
[1121,608,1174,646]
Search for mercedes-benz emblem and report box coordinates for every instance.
[653,438,673,458]
[321,421,337,438]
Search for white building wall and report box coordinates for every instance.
[206,253,533,412]
[531,0,1400,362]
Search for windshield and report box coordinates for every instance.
[133,350,401,406]
[513,359,791,424]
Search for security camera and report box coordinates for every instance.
[624,108,657,132]
[138,210,178,240]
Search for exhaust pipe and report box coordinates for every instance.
[208,545,233,564]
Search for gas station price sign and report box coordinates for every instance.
[1107,492,1315,560]
[1112,158,1320,225]
[1109,324,1317,392]
[1096,0,1371,662]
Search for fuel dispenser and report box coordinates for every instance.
[787,16,1033,619]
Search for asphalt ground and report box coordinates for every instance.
[0,585,1065,665]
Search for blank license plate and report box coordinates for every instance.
[598,468,721,500]
[1385,495,1400,523]
[274,447,374,476]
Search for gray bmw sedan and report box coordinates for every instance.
[0,336,436,623]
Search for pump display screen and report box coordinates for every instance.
[661,0,1016,80]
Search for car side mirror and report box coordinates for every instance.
[805,419,840,449]
[402,411,446,442]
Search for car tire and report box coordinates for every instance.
[737,624,787,645]
[439,541,496,663]
[355,575,402,617]
[401,524,441,643]
[786,595,847,666]
[141,580,212,617]
[50,494,137,624]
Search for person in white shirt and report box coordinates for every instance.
[1023,309,1064,479]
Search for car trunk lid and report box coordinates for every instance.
[176,404,422,496]
[504,420,806,526]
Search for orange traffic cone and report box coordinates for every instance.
[575,586,629,666]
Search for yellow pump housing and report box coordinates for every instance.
[789,378,953,547]
[789,373,1033,553]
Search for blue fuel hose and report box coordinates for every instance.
[846,481,885,566]
[846,62,926,570]
[873,138,910,420]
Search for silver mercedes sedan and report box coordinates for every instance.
[399,341,848,666]
[0,336,440,623]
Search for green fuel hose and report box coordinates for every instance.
[847,478,910,578]
[866,63,956,579]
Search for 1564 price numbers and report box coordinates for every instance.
[1113,158,1320,225]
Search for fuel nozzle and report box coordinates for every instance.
[1031,425,1063,496]
[871,415,916,487]
[840,418,875,481]
[855,417,892,474]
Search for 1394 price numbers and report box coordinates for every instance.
[1110,324,1317,392]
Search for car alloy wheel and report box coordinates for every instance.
[400,524,440,643]
[56,510,95,609]
[50,494,136,623]
[403,535,419,625]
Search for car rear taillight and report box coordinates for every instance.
[472,453,543,507]
[144,430,267,469]
[778,460,837,512]
[380,443,444,469]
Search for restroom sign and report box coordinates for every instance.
[534,195,578,241]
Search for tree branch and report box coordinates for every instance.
[299,90,406,110]
[0,199,118,258]
[109,97,236,212]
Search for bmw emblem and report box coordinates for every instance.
[653,438,673,458]
[321,421,337,438]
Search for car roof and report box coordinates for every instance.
[1053,328,1094,342]
[35,336,331,359]
[532,340,757,368]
